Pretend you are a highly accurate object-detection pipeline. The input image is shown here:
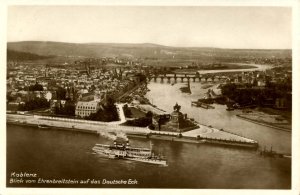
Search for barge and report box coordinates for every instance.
[191,101,215,109]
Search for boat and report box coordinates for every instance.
[260,146,284,158]
[38,124,51,129]
[233,103,257,109]
[191,101,215,109]
[92,139,167,166]
[226,107,234,111]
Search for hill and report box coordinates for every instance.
[7,41,292,66]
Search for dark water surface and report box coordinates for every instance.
[7,124,290,188]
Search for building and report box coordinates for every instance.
[75,101,100,118]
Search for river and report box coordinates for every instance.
[145,80,291,154]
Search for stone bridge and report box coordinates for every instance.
[149,73,229,82]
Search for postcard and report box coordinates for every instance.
[2,1,299,195]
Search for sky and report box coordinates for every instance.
[7,6,292,49]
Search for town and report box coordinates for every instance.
[6,52,292,134]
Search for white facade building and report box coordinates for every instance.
[75,101,100,117]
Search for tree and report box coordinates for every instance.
[29,83,43,91]
[123,117,152,127]
[90,85,96,92]
[221,83,237,100]
[55,101,75,116]
[148,124,155,130]
[145,111,153,118]
[85,99,119,122]
[18,97,50,111]
[123,104,132,118]
[56,87,66,100]
[137,73,147,83]
[7,93,15,101]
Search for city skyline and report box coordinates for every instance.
[7,6,292,49]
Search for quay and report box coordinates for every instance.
[7,113,258,149]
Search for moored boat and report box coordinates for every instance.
[259,146,287,158]
[38,124,51,129]
[226,107,234,111]
[191,101,215,109]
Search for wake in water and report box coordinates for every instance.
[97,130,128,141]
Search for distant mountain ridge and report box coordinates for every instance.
[7,41,292,60]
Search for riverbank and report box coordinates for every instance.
[257,107,292,122]
[7,113,258,149]
[236,114,291,132]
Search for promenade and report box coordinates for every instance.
[7,113,149,135]
[7,110,258,147]
[182,125,256,144]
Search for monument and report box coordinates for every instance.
[153,103,197,133]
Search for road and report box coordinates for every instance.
[116,103,126,123]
